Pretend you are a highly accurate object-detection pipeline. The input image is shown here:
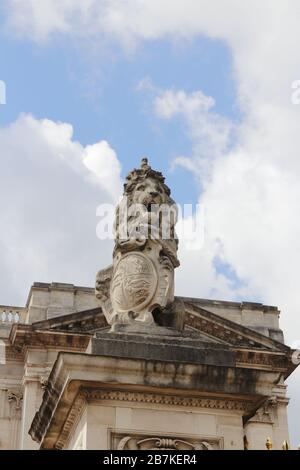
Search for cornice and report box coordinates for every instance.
[55,391,87,450]
[32,307,106,333]
[86,388,254,411]
[9,324,90,356]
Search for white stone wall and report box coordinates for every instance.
[26,283,98,323]
[66,402,245,450]
[0,283,293,450]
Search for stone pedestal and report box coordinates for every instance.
[29,328,290,450]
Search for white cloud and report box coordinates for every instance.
[154,90,214,119]
[5,0,93,40]
[0,114,121,305]
[153,88,233,179]
[83,140,122,199]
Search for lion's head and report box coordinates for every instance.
[123,157,174,207]
[128,176,173,208]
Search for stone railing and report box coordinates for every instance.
[0,306,26,325]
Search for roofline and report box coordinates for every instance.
[23,282,279,312]
[25,282,95,307]
[179,296,279,312]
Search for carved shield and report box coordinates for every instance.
[111,252,158,313]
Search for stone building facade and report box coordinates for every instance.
[0,160,298,450]
[0,282,296,450]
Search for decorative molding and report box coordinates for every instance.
[184,304,290,354]
[248,397,277,424]
[50,314,107,333]
[39,375,49,390]
[10,325,90,355]
[55,391,87,450]
[38,367,52,390]
[86,389,253,412]
[185,310,269,350]
[7,390,23,410]
[111,431,222,450]
[236,350,288,369]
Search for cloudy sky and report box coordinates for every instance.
[1,0,300,446]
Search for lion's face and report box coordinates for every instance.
[130,177,170,207]
[115,176,177,243]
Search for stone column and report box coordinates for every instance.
[20,381,42,449]
[7,390,23,449]
[271,382,290,449]
[20,350,53,449]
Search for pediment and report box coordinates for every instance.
[32,299,289,354]
[183,301,289,353]
[32,307,107,333]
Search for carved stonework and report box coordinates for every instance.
[55,392,87,450]
[249,397,277,424]
[7,390,23,417]
[38,367,53,391]
[111,431,221,450]
[111,252,158,315]
[86,389,254,412]
[40,375,49,390]
[96,158,183,332]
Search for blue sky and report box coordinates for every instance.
[0,22,238,204]
[0,10,245,304]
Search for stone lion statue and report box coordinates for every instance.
[96,158,184,332]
